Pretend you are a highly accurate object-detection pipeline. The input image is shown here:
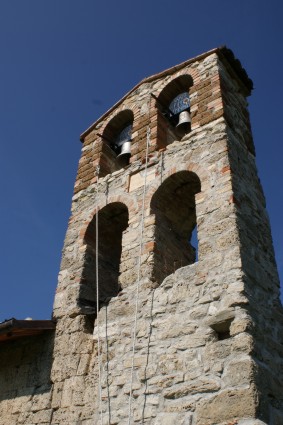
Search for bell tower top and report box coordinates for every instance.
[74,46,253,194]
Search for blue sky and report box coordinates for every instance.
[0,0,282,320]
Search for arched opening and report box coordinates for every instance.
[150,171,201,284]
[155,75,194,146]
[100,110,134,176]
[79,202,129,313]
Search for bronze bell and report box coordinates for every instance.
[176,110,191,130]
[117,141,131,159]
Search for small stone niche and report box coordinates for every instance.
[209,313,234,341]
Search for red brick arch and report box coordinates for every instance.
[99,105,139,137]
[155,73,194,106]
[146,162,209,206]
[79,193,138,245]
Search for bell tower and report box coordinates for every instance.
[51,47,283,424]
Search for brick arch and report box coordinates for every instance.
[146,162,208,206]
[102,109,134,140]
[151,73,195,147]
[99,104,140,136]
[184,161,210,186]
[156,73,194,106]
[79,194,138,245]
[92,108,135,177]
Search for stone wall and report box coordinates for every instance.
[0,48,282,425]
[0,333,54,425]
[219,62,283,422]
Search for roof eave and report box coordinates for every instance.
[0,318,56,342]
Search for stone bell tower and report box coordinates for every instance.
[50,47,282,424]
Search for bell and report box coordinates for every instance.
[176,110,191,130]
[117,141,131,159]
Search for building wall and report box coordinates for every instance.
[0,333,54,425]
[0,49,282,425]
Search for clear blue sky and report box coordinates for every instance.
[0,0,282,320]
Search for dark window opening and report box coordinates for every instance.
[150,171,201,284]
[79,202,129,314]
[216,329,231,341]
[100,110,134,176]
[211,319,233,341]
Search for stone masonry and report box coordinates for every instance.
[0,47,282,425]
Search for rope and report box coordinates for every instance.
[127,122,151,425]
[95,164,104,425]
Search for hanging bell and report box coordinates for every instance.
[117,141,131,159]
[176,110,191,130]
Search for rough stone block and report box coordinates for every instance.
[222,357,255,388]
[195,386,258,425]
[163,377,221,399]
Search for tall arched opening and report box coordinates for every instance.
[150,171,201,284]
[79,202,129,312]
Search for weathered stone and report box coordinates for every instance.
[154,412,193,425]
[222,358,256,388]
[164,396,197,413]
[163,378,221,399]
[147,373,184,389]
[1,47,282,425]
[195,386,258,425]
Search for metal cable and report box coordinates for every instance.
[127,121,151,425]
[95,165,103,425]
